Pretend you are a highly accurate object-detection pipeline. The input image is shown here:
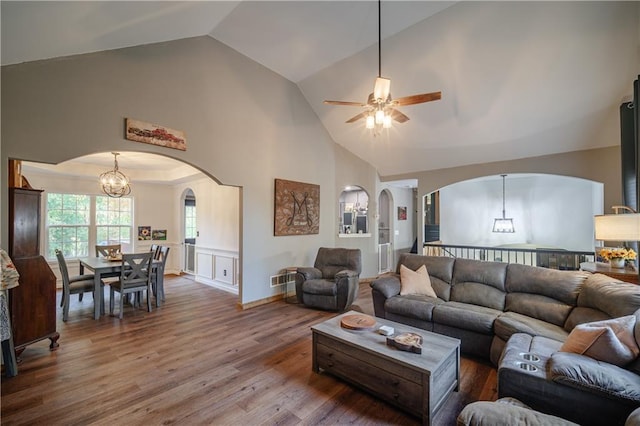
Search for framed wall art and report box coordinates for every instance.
[152,229,167,240]
[125,118,186,151]
[138,226,151,240]
[398,206,407,221]
[274,179,319,236]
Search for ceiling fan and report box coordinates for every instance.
[323,0,441,134]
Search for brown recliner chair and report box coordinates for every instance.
[295,247,362,311]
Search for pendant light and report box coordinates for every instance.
[493,174,515,233]
[99,152,131,198]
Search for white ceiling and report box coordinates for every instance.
[3,1,639,179]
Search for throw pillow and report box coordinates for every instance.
[399,264,437,298]
[560,315,640,366]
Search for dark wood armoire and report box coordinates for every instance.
[8,187,59,357]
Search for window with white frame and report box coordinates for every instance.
[46,193,133,259]
[96,196,133,251]
[47,193,90,259]
[184,199,196,240]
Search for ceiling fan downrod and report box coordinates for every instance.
[378,0,382,78]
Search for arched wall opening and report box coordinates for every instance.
[422,173,604,252]
[18,150,242,298]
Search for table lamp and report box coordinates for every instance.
[594,206,640,270]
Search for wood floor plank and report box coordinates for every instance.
[1,275,497,425]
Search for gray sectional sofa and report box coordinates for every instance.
[370,253,640,425]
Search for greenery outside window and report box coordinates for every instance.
[96,196,132,251]
[47,193,90,259]
[46,193,133,259]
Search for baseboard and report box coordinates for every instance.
[237,293,284,310]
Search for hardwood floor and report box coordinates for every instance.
[1,276,497,425]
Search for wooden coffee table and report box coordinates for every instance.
[311,311,460,426]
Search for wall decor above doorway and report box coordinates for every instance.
[125,118,186,151]
[274,179,319,236]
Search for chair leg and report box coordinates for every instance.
[158,270,165,303]
[78,293,83,302]
[147,288,152,313]
[60,287,65,307]
[62,290,70,322]
[119,290,124,319]
[110,286,115,315]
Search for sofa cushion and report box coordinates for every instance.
[577,274,640,318]
[457,398,579,426]
[506,264,587,305]
[560,315,640,367]
[396,254,454,301]
[494,311,569,342]
[564,306,611,331]
[302,279,336,296]
[450,259,508,311]
[400,264,436,298]
[433,301,501,335]
[505,293,573,327]
[384,294,443,322]
[549,351,640,403]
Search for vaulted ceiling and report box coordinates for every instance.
[3,1,639,178]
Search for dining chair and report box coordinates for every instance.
[151,246,170,305]
[95,244,122,258]
[150,244,160,260]
[95,244,123,281]
[109,252,153,319]
[55,249,105,321]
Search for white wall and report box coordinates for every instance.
[389,187,416,252]
[173,177,239,252]
[439,174,603,251]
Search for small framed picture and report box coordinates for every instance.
[152,229,167,241]
[138,226,151,240]
[398,206,407,221]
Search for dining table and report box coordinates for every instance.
[78,256,161,320]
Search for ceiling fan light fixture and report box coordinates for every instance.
[374,77,391,101]
[366,115,375,129]
[383,114,392,128]
[322,0,441,135]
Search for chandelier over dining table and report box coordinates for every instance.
[99,152,131,198]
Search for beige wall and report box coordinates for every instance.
[1,36,373,304]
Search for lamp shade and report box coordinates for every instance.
[594,213,640,241]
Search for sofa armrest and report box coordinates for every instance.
[370,274,401,299]
[549,351,640,403]
[296,267,321,281]
[335,269,358,279]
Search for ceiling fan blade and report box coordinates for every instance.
[324,100,365,106]
[394,91,442,106]
[389,109,410,123]
[373,77,391,101]
[345,112,368,123]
